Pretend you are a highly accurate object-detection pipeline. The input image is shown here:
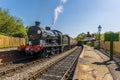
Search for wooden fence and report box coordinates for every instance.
[0,35,25,48]
[94,41,120,56]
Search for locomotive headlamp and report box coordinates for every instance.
[29,41,32,46]
[37,30,41,34]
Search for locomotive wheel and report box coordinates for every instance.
[41,53,49,58]
[51,51,55,55]
[51,48,55,55]
[41,49,50,58]
[61,49,64,53]
[44,53,50,58]
[33,53,40,59]
[55,50,60,54]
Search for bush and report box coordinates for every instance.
[86,41,92,46]
[12,32,26,38]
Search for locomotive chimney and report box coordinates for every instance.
[45,27,51,31]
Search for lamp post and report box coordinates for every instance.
[98,25,102,50]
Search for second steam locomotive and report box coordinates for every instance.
[18,21,76,57]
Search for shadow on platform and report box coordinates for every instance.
[115,66,120,71]
[93,60,120,72]
[92,60,112,65]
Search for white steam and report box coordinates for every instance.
[52,0,68,25]
[52,6,63,25]
[61,0,67,4]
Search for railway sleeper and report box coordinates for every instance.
[54,64,74,70]
[5,72,15,77]
[47,69,67,74]
[4,68,15,75]
[55,58,74,65]
[0,71,5,77]
[0,62,13,68]
[61,57,75,61]
[57,61,73,65]
[58,58,73,62]
[49,67,68,71]
[54,66,69,70]
[56,64,72,67]
[58,61,74,64]
[37,75,61,80]
[42,74,62,78]
[56,58,76,63]
[43,71,66,77]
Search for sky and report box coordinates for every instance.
[0,0,120,38]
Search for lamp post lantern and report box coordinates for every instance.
[98,25,102,50]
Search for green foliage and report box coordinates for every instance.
[86,41,92,46]
[0,7,26,38]
[94,33,104,40]
[12,32,26,38]
[75,33,86,41]
[100,34,104,40]
[25,26,31,33]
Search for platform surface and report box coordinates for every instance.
[73,45,114,80]
[0,48,17,52]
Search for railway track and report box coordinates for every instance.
[34,47,82,80]
[0,56,36,77]
[0,47,80,80]
[0,55,51,80]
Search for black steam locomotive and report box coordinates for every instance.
[18,21,76,57]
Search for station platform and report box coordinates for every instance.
[0,48,25,63]
[73,45,120,80]
[0,48,17,52]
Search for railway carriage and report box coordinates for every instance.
[18,21,77,58]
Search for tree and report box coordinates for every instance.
[75,33,86,41]
[93,32,103,40]
[0,7,27,38]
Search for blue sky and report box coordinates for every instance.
[0,0,120,38]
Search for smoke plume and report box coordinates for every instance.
[52,0,68,25]
[52,6,63,25]
[61,0,67,4]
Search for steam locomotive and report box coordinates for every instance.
[18,21,76,57]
